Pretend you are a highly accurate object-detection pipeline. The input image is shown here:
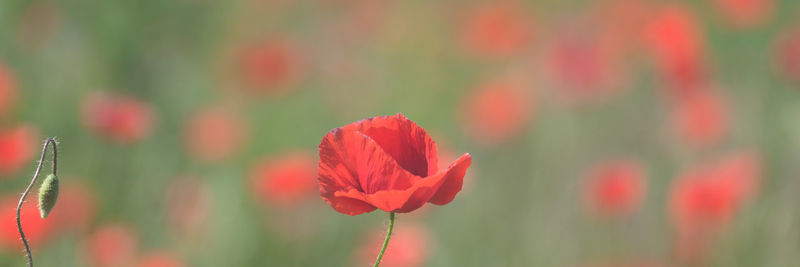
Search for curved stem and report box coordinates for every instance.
[373,212,395,267]
[16,138,58,267]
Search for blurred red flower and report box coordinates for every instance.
[545,32,628,102]
[184,106,249,162]
[0,63,17,115]
[0,196,54,250]
[460,3,533,59]
[670,89,728,148]
[775,27,800,82]
[166,176,210,237]
[644,5,709,94]
[83,224,138,267]
[583,160,646,218]
[237,39,303,94]
[668,151,761,232]
[136,251,185,267]
[712,0,773,28]
[48,181,96,231]
[251,152,317,208]
[357,222,430,267]
[319,114,472,215]
[0,125,38,176]
[460,79,533,144]
[81,92,154,144]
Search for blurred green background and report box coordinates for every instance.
[1,0,800,266]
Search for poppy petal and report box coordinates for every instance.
[322,194,376,216]
[333,175,440,213]
[319,128,424,215]
[428,153,472,205]
[334,153,471,212]
[344,113,439,177]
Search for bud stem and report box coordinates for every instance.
[373,212,395,267]
[16,137,58,267]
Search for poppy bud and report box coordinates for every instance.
[38,174,59,218]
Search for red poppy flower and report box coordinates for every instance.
[775,27,800,82]
[670,89,728,148]
[460,79,533,144]
[583,160,646,218]
[356,222,430,267]
[712,0,773,28]
[460,3,533,59]
[166,176,210,237]
[318,114,472,215]
[237,39,303,94]
[644,5,709,94]
[251,152,317,208]
[136,251,185,267]
[0,196,53,250]
[0,125,38,176]
[184,106,249,162]
[83,224,138,267]
[668,151,761,232]
[0,63,17,115]
[81,92,154,144]
[48,181,96,231]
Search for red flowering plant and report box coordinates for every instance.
[318,113,471,266]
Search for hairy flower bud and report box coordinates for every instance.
[38,174,59,218]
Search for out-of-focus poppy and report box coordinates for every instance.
[319,114,472,215]
[0,125,37,176]
[775,27,800,82]
[48,181,96,231]
[668,151,761,232]
[670,89,728,148]
[251,152,317,208]
[356,222,431,267]
[672,178,734,230]
[712,0,773,28]
[136,251,185,267]
[0,196,53,250]
[644,5,709,94]
[236,39,303,95]
[460,3,533,59]
[166,176,210,237]
[668,151,760,263]
[83,224,138,267]
[711,151,761,199]
[0,63,17,116]
[184,106,249,162]
[81,92,154,144]
[583,160,646,218]
[460,79,533,144]
[544,32,628,102]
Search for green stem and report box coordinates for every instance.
[16,138,58,267]
[373,212,395,267]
